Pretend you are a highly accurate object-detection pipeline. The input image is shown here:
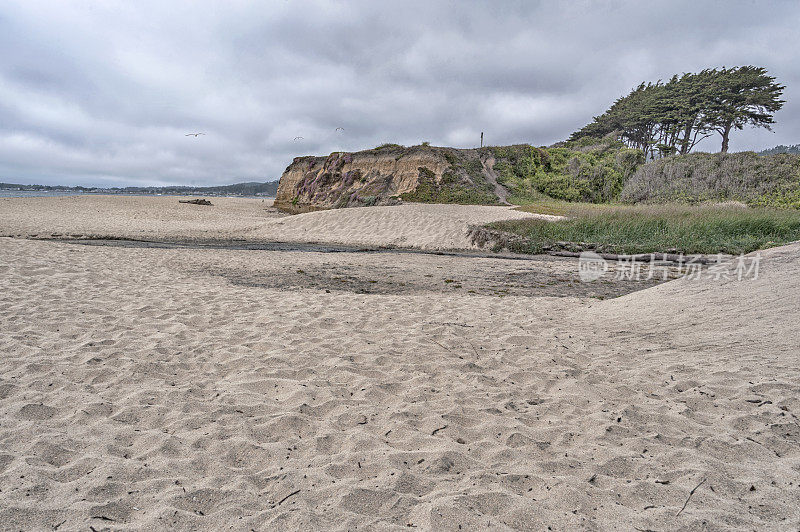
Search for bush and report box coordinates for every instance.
[489,141,644,203]
[621,152,800,208]
[373,143,405,151]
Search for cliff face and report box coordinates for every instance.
[274,145,502,212]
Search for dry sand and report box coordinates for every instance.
[0,196,798,530]
[0,195,552,250]
[246,203,549,250]
[0,195,283,242]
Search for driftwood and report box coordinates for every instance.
[178,198,213,206]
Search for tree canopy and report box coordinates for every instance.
[570,66,785,157]
[758,144,800,156]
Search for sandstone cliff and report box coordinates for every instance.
[274,144,506,212]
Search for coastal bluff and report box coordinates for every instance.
[273,144,506,212]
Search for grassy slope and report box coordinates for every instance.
[492,203,800,255]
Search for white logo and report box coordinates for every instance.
[578,251,608,282]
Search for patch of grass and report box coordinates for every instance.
[513,199,620,217]
[492,203,800,255]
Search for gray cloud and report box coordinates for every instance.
[1,0,799,186]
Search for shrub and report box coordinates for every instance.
[621,152,800,208]
[374,143,405,151]
[489,141,642,203]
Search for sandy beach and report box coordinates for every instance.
[0,196,798,530]
[0,195,549,250]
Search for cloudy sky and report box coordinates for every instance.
[1,1,799,186]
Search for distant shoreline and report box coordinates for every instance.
[0,179,279,199]
[0,190,275,199]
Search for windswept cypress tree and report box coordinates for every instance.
[571,67,785,156]
[703,66,785,153]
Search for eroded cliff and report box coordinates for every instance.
[274,144,503,212]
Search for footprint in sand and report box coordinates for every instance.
[16,403,56,420]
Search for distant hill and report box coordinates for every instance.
[0,180,279,196]
[758,144,800,156]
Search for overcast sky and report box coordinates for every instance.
[1,1,799,187]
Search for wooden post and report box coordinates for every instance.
[480,132,484,148]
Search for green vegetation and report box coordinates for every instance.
[759,144,800,156]
[372,143,405,151]
[504,198,620,217]
[486,66,788,208]
[490,203,800,255]
[489,138,644,203]
[440,148,486,183]
[360,195,377,207]
[571,66,785,156]
[400,166,498,205]
[621,152,800,209]
[401,148,498,204]
[487,141,800,210]
[285,66,789,212]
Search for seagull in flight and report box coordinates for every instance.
[335,127,344,132]
[185,132,206,137]
[294,136,304,140]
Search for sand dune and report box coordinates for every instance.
[0,195,551,250]
[248,203,550,250]
[1,231,797,529]
[594,243,798,351]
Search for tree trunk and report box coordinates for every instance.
[680,121,693,154]
[720,122,733,153]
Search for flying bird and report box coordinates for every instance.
[335,127,344,132]
[185,132,205,137]
[294,136,304,140]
